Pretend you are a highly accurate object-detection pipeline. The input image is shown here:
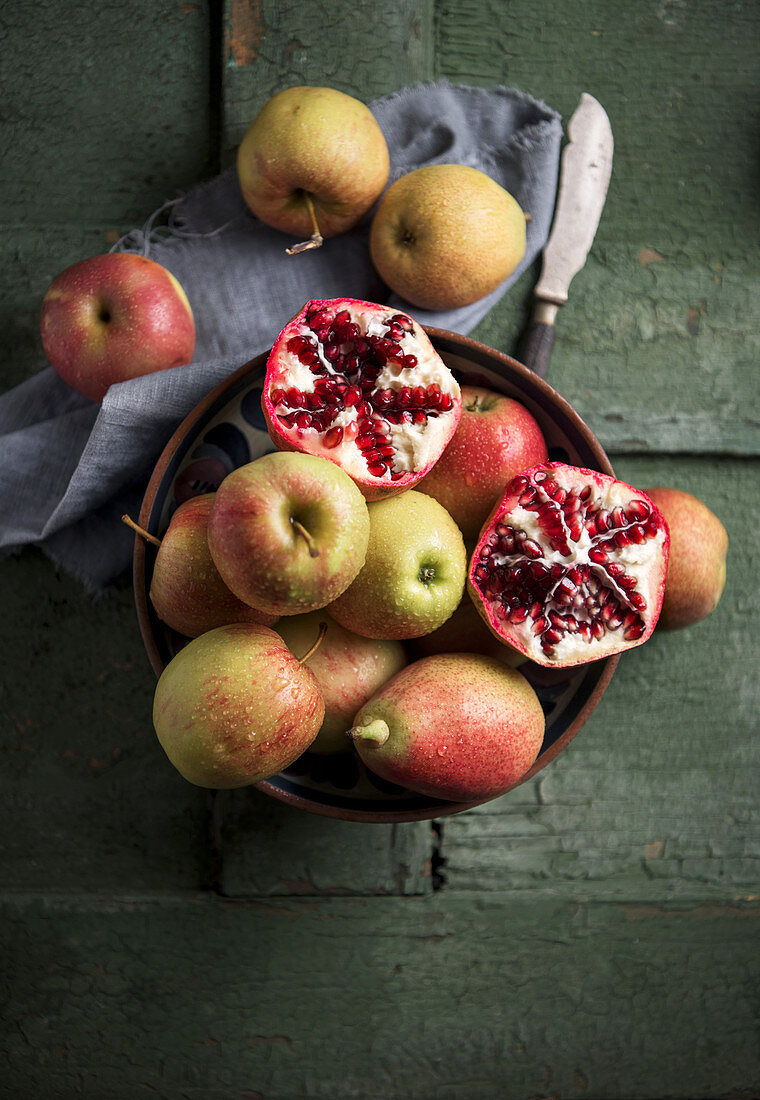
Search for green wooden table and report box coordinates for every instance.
[2,2,758,1097]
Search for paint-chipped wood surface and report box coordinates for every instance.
[1,2,759,1097]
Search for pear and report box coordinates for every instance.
[275,611,407,754]
[153,623,324,788]
[126,494,278,637]
[349,653,545,803]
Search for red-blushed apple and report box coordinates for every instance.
[152,623,324,788]
[274,610,407,753]
[369,164,527,309]
[124,495,279,638]
[417,385,548,539]
[348,653,545,803]
[40,252,196,402]
[207,451,370,617]
[236,86,390,250]
[328,490,467,640]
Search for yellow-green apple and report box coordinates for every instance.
[236,86,390,250]
[275,610,407,753]
[643,487,728,630]
[369,164,527,309]
[417,385,548,538]
[39,252,196,402]
[328,490,467,639]
[152,623,324,788]
[348,653,545,803]
[135,494,278,637]
[207,451,370,617]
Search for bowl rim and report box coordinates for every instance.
[133,325,619,823]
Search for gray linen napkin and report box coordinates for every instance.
[0,82,562,590]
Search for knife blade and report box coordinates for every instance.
[518,93,614,378]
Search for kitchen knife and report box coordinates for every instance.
[518,93,614,378]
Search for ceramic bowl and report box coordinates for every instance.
[133,328,618,822]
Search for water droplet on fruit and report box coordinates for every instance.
[437,745,448,757]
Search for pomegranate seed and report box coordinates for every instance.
[627,500,651,522]
[356,435,374,451]
[509,606,528,624]
[378,445,395,458]
[596,511,610,533]
[390,313,414,331]
[286,387,304,408]
[611,506,626,528]
[401,354,418,369]
[271,388,287,406]
[323,426,343,448]
[628,592,647,611]
[588,546,608,564]
[591,619,605,640]
[367,462,387,478]
[412,410,427,425]
[438,393,454,412]
[624,619,645,640]
[343,386,361,406]
[542,628,563,646]
[397,387,412,408]
[294,411,312,429]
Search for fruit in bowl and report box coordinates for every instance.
[417,384,549,539]
[236,86,390,251]
[349,653,545,803]
[468,463,670,667]
[40,252,196,402]
[329,490,467,640]
[262,298,462,500]
[207,451,370,617]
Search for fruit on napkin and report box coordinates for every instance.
[348,653,545,802]
[369,164,527,309]
[275,611,406,754]
[468,463,669,667]
[40,252,195,402]
[643,487,728,630]
[143,494,278,637]
[417,384,548,539]
[262,298,461,500]
[236,86,390,250]
[152,623,324,788]
[329,490,467,640]
[207,451,370,618]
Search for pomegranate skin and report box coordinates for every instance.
[468,462,670,668]
[417,385,548,539]
[262,298,462,502]
[643,487,728,631]
[349,653,545,803]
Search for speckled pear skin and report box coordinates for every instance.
[274,610,407,753]
[152,623,324,788]
[350,653,545,803]
[644,487,728,631]
[207,451,370,617]
[328,490,467,640]
[149,494,278,637]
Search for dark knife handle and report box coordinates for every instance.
[517,319,555,379]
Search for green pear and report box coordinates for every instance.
[349,653,545,803]
[328,490,467,640]
[152,623,324,788]
[275,611,407,753]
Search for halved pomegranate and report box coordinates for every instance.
[262,298,462,500]
[467,463,670,667]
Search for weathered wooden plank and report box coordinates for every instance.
[217,788,432,895]
[2,892,758,1098]
[437,0,760,454]
[440,456,758,896]
[221,0,435,159]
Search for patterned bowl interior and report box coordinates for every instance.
[136,329,617,822]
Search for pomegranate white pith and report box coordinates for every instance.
[263,299,461,498]
[468,463,669,667]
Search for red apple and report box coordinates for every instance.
[417,385,548,539]
[40,252,196,402]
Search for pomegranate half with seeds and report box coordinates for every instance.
[468,463,670,668]
[262,299,461,500]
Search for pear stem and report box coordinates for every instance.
[292,519,320,558]
[348,719,391,747]
[297,621,328,665]
[285,192,324,254]
[121,514,162,547]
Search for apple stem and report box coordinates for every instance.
[121,514,162,547]
[297,621,328,664]
[348,719,391,747]
[285,193,324,255]
[292,519,320,558]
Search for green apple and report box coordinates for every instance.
[152,623,324,788]
[207,451,370,617]
[275,610,407,753]
[328,490,467,639]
